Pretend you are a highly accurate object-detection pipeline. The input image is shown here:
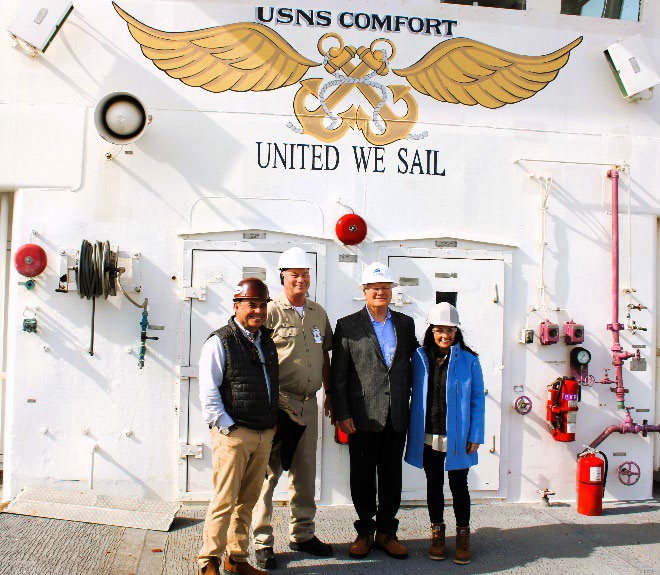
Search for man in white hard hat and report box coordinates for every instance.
[252,247,334,569]
[330,262,418,560]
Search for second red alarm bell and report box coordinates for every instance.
[335,214,367,245]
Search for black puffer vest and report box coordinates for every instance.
[209,318,279,430]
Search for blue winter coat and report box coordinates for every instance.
[405,344,485,471]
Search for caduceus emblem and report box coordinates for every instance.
[114,3,582,146]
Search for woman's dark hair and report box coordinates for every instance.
[423,325,478,357]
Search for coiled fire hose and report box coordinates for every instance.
[76,240,159,366]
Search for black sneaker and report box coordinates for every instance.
[289,535,333,557]
[255,547,277,570]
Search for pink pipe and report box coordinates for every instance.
[590,414,660,448]
[606,169,635,409]
[587,170,660,449]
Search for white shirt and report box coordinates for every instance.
[198,319,272,430]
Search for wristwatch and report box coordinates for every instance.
[220,424,238,435]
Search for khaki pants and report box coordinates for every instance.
[198,425,275,567]
[253,397,318,548]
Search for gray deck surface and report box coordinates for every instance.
[1,488,659,575]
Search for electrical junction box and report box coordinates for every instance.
[604,35,660,99]
[7,0,73,53]
[563,321,585,345]
[539,321,559,345]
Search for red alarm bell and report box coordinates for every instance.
[14,244,47,277]
[335,213,367,245]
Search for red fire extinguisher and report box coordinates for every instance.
[334,424,349,445]
[576,448,608,516]
[546,377,580,442]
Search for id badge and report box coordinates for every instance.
[312,327,322,344]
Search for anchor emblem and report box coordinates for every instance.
[290,35,422,146]
[113,2,583,147]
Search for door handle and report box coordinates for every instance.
[493,284,499,303]
[489,435,496,453]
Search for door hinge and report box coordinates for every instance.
[183,286,207,301]
[179,442,203,459]
[178,365,198,379]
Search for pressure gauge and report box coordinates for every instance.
[571,347,591,366]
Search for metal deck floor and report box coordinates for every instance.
[1,493,659,575]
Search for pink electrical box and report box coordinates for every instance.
[564,321,585,345]
[540,321,560,345]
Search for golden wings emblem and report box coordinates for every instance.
[114,3,582,146]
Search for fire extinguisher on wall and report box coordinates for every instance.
[334,424,349,445]
[576,448,608,516]
[546,377,580,442]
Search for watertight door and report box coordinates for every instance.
[180,241,324,500]
[385,251,505,496]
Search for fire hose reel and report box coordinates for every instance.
[617,461,640,486]
[336,213,367,245]
[55,240,162,367]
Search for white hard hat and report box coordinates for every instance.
[427,302,460,326]
[278,247,313,270]
[360,262,398,288]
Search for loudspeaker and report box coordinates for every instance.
[94,92,149,144]
[604,35,660,100]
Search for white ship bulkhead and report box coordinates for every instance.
[0,0,658,506]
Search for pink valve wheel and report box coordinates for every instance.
[514,395,533,415]
[617,461,640,486]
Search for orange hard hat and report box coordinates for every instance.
[233,278,271,302]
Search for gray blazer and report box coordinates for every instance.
[330,307,418,433]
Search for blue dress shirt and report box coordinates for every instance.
[366,306,396,368]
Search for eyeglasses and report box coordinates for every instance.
[365,286,392,292]
[432,327,457,334]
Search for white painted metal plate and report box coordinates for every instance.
[181,242,326,501]
[384,249,506,496]
[4,487,181,531]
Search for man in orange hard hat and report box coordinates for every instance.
[197,278,279,575]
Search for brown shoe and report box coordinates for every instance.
[430,523,446,561]
[199,557,220,575]
[453,526,471,565]
[374,532,409,559]
[222,554,267,575]
[348,533,374,558]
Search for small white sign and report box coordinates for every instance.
[589,467,602,482]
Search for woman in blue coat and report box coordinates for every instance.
[405,302,485,565]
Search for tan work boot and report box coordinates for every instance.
[374,532,409,559]
[199,557,220,575]
[429,522,446,560]
[348,533,374,558]
[453,526,471,565]
[222,554,267,575]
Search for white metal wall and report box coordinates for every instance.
[0,0,658,504]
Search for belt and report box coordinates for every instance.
[281,390,316,402]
